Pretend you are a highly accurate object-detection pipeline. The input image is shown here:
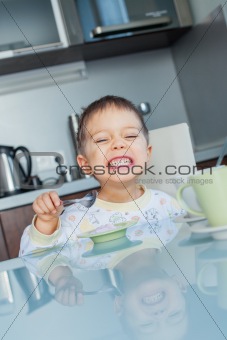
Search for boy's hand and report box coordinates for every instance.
[33,191,63,234]
[55,276,84,306]
[49,266,84,306]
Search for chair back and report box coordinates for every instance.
[138,123,196,197]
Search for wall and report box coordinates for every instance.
[189,0,227,24]
[173,2,227,161]
[0,49,188,174]
[1,1,226,177]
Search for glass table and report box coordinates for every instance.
[0,219,227,340]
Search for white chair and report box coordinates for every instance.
[138,123,196,197]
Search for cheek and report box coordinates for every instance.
[170,291,186,308]
[135,147,150,161]
[124,292,142,312]
[87,153,108,168]
[135,140,150,152]
[124,301,147,323]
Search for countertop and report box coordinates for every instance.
[195,145,223,163]
[0,177,99,211]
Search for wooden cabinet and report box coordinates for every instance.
[196,156,227,169]
[0,223,9,261]
[0,205,34,260]
[0,189,95,261]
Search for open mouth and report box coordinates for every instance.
[142,291,166,305]
[107,156,133,168]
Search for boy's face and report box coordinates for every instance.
[77,106,151,185]
[115,276,187,340]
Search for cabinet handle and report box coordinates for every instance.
[91,17,172,38]
[13,42,63,55]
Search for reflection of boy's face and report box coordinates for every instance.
[77,106,151,185]
[117,277,187,340]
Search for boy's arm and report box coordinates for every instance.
[33,191,63,234]
[19,218,62,257]
[19,191,64,256]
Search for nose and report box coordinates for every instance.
[151,309,166,320]
[111,137,127,150]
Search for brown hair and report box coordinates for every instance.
[77,95,149,154]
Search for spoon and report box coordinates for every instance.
[216,137,227,167]
[62,190,97,208]
[81,284,121,296]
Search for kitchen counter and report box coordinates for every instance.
[195,145,223,163]
[0,177,99,211]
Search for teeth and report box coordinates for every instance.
[142,292,164,305]
[109,158,131,167]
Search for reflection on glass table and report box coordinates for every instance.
[0,221,227,340]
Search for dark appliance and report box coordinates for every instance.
[0,145,32,197]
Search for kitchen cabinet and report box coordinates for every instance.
[0,224,9,261]
[196,156,227,169]
[0,189,96,261]
[1,0,193,75]
[0,0,83,76]
[1,27,191,76]
[0,205,34,260]
[0,0,67,55]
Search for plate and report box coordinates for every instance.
[82,237,142,258]
[78,225,130,243]
[198,246,227,262]
[190,221,227,240]
[178,235,213,248]
[173,216,207,224]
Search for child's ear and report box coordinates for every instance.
[147,145,152,160]
[114,296,124,317]
[77,154,92,175]
[171,275,188,293]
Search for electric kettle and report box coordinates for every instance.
[0,145,32,197]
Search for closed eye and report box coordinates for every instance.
[140,322,156,333]
[167,310,186,325]
[125,135,137,139]
[95,139,108,143]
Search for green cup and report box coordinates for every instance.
[197,261,227,310]
[177,166,227,227]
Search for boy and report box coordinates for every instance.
[20,95,184,255]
